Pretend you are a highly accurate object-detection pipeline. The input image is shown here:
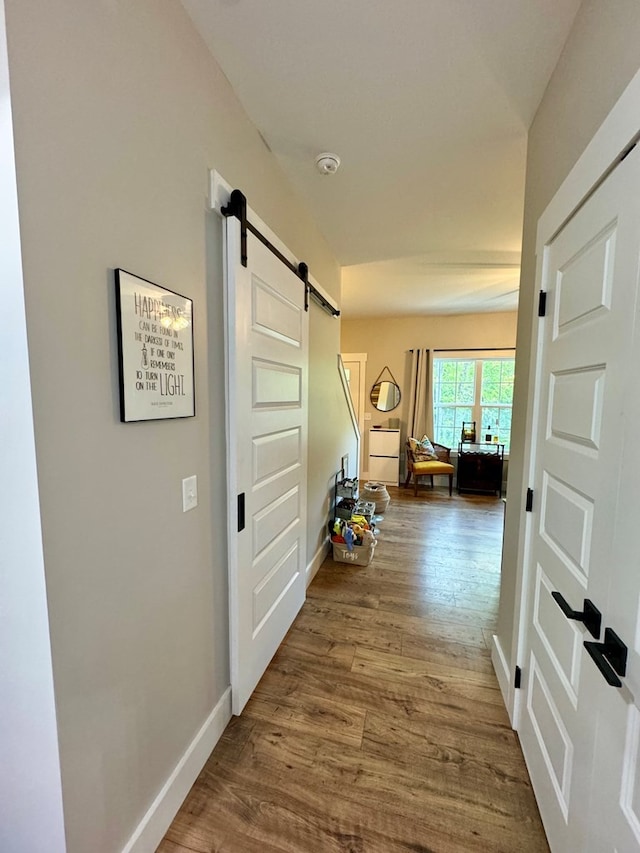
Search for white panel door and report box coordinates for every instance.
[225,217,308,715]
[519,144,640,851]
[583,155,640,852]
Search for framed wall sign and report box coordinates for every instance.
[115,269,195,422]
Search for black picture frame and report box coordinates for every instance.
[115,268,195,422]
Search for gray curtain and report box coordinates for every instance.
[407,349,433,439]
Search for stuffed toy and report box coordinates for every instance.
[343,526,356,551]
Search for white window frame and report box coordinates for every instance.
[432,349,516,453]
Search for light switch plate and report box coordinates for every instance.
[182,475,198,512]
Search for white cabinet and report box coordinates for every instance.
[368,428,400,485]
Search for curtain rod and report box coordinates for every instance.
[433,347,515,353]
[409,347,514,353]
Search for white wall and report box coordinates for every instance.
[2,1,348,850]
[0,2,66,848]
[498,0,640,672]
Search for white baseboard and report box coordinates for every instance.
[122,687,232,853]
[306,538,329,587]
[491,633,514,724]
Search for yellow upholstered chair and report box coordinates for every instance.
[404,439,454,497]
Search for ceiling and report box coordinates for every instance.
[182,0,581,317]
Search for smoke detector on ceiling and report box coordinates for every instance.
[315,152,341,175]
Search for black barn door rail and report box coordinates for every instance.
[221,188,340,318]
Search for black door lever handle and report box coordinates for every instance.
[584,627,628,687]
[584,642,622,687]
[552,592,602,639]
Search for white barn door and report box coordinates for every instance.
[225,215,308,715]
[518,144,640,851]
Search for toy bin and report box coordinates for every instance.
[332,539,376,566]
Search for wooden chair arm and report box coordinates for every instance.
[406,439,452,464]
[433,442,452,463]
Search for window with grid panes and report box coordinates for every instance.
[432,354,515,452]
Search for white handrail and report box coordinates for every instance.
[337,354,360,476]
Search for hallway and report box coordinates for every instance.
[159,488,548,853]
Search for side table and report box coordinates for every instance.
[457,442,504,496]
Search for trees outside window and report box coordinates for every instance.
[433,355,515,452]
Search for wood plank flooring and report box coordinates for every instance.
[158,487,548,853]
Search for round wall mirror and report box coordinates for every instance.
[370,380,401,412]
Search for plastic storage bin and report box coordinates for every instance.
[353,500,375,523]
[335,497,357,520]
[336,478,358,499]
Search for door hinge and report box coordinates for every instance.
[525,488,534,512]
[538,290,547,317]
[514,666,522,689]
[237,492,245,532]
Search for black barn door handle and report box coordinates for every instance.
[552,592,602,639]
[237,492,245,532]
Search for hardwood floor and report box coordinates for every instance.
[158,487,548,853]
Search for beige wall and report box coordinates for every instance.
[3,1,348,850]
[498,0,640,666]
[341,312,517,468]
[309,310,360,558]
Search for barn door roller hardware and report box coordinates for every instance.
[221,188,340,318]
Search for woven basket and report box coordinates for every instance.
[361,482,390,514]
